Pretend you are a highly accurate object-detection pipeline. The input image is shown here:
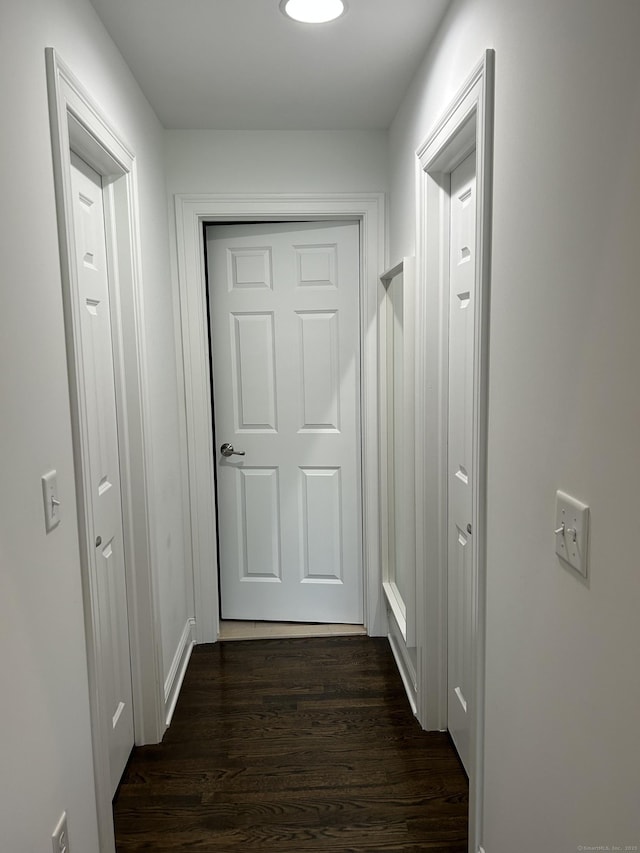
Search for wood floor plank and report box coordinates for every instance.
[114,636,468,852]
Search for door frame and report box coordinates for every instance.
[415,50,494,853]
[46,49,165,853]
[174,193,386,640]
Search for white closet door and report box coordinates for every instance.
[447,151,477,774]
[208,221,363,623]
[71,153,134,795]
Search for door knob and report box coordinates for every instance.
[220,442,245,458]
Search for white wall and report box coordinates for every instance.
[165,129,388,195]
[390,1,640,850]
[0,1,188,850]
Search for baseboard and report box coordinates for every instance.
[164,618,195,726]
[387,608,418,717]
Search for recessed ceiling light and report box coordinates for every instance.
[279,0,347,24]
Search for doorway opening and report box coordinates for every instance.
[174,194,386,644]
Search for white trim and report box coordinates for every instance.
[379,256,417,647]
[174,193,386,640]
[415,49,494,853]
[382,581,407,639]
[380,260,404,282]
[164,619,196,726]
[387,610,418,717]
[46,48,165,853]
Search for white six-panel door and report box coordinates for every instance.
[447,152,477,774]
[70,153,134,795]
[207,222,363,623]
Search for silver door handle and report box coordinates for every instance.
[220,442,245,458]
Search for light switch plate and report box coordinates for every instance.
[42,470,61,532]
[52,811,69,853]
[555,490,589,578]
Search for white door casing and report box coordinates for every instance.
[447,151,476,774]
[207,222,363,623]
[174,193,385,642]
[70,153,134,795]
[47,49,165,853]
[415,50,494,853]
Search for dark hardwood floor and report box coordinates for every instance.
[114,636,468,852]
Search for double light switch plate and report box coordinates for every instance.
[555,490,589,578]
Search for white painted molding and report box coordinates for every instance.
[46,47,165,853]
[382,581,407,640]
[380,260,404,281]
[379,257,417,649]
[414,48,495,853]
[387,617,418,717]
[164,618,196,726]
[173,192,387,640]
[416,55,488,165]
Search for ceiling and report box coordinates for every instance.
[88,0,450,130]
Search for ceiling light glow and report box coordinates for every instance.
[280,0,347,24]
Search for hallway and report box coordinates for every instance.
[113,636,468,851]
[6,2,640,850]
